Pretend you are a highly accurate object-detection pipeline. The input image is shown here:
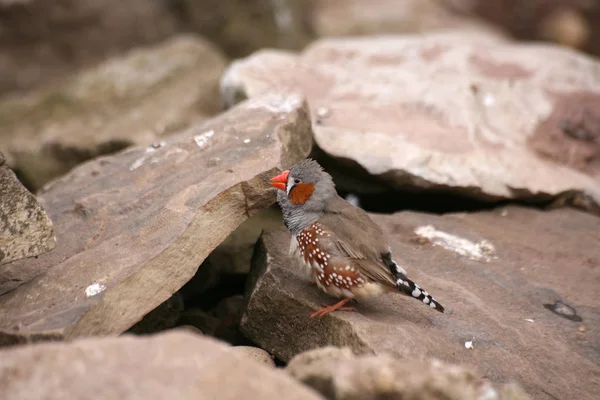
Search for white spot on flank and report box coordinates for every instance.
[85,283,106,297]
[414,225,497,262]
[465,340,474,350]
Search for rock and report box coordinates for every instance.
[0,0,180,95]
[0,35,227,190]
[178,308,221,337]
[0,93,313,344]
[178,0,313,58]
[241,206,600,399]
[231,346,276,368]
[0,153,55,268]
[310,0,507,39]
[126,293,185,335]
[208,206,283,275]
[212,295,247,344]
[178,296,247,344]
[178,257,224,304]
[286,347,531,400]
[175,325,204,336]
[0,330,325,400]
[220,33,600,208]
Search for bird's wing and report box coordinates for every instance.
[318,195,397,287]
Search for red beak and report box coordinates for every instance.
[270,170,289,191]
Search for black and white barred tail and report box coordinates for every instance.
[389,261,444,313]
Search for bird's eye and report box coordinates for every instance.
[294,178,301,184]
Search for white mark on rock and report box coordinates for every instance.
[194,130,214,148]
[129,141,167,171]
[414,225,497,262]
[465,340,474,350]
[483,94,495,107]
[524,318,535,323]
[85,283,106,297]
[243,138,251,144]
[317,107,330,118]
[500,209,508,217]
[246,93,303,114]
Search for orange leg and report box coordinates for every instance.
[310,298,355,318]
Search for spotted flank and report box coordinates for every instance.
[295,223,370,299]
[390,261,444,313]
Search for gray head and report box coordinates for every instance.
[269,159,336,234]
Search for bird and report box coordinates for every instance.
[269,158,445,318]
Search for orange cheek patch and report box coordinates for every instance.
[290,183,315,204]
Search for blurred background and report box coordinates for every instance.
[1,0,598,97]
[2,0,600,192]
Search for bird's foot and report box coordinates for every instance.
[310,298,355,318]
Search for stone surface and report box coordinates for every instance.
[221,33,600,208]
[208,206,283,275]
[0,330,324,400]
[178,0,313,58]
[0,35,227,190]
[310,0,507,39]
[241,206,600,400]
[0,0,180,95]
[286,347,530,400]
[126,293,185,335]
[0,153,55,266]
[0,93,313,343]
[231,346,276,368]
[211,295,247,345]
[178,308,221,337]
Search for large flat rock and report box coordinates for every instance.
[241,206,600,400]
[0,330,325,400]
[0,153,55,265]
[0,93,312,343]
[0,35,227,190]
[221,33,600,206]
